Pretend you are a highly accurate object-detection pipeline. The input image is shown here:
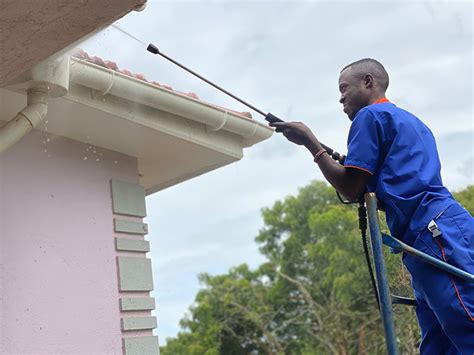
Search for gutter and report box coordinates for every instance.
[69,58,273,147]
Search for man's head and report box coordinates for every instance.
[338,58,389,120]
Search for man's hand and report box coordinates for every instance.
[269,120,370,202]
[269,121,316,146]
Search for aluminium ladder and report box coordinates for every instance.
[364,193,474,355]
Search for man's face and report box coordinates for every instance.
[338,68,369,121]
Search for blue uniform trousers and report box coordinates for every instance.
[403,203,474,354]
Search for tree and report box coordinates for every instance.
[453,185,474,212]
[160,182,473,354]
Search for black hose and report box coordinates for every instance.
[358,202,380,310]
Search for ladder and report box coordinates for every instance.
[364,193,474,355]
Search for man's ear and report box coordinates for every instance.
[364,73,374,88]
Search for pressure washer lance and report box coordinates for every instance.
[146,44,345,164]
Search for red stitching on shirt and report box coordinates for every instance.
[434,239,474,322]
[435,239,446,259]
[344,165,374,175]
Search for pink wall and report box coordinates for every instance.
[0,129,140,354]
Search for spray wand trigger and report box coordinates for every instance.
[265,113,285,123]
[147,44,159,55]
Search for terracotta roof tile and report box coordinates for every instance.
[118,68,133,76]
[133,73,147,81]
[91,56,105,67]
[71,49,252,119]
[104,60,118,71]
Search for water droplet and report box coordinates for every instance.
[46,138,51,142]
[83,157,88,160]
[45,120,49,124]
[43,149,47,153]
[96,158,100,162]
[93,150,96,154]
[47,154,51,158]
[114,161,118,164]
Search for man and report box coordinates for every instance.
[269,58,474,354]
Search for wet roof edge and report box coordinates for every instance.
[69,57,273,147]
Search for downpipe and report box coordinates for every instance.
[0,90,49,153]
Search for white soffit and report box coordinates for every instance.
[0,59,273,194]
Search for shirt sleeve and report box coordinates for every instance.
[344,109,383,175]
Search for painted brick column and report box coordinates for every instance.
[111,180,159,354]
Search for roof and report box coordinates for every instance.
[71,49,253,119]
[1,49,273,195]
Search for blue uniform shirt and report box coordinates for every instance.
[344,101,455,243]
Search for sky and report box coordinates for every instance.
[81,0,473,344]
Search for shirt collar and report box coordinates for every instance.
[373,97,390,104]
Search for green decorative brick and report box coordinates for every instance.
[124,336,160,355]
[122,316,157,331]
[114,219,148,234]
[120,297,156,311]
[118,257,154,291]
[111,180,146,217]
[116,238,150,253]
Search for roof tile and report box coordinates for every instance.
[104,60,118,71]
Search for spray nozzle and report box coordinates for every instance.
[147,44,159,55]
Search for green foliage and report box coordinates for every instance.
[160,183,473,355]
[453,185,474,213]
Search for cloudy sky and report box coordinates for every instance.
[81,0,473,344]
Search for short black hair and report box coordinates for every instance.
[341,58,389,91]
